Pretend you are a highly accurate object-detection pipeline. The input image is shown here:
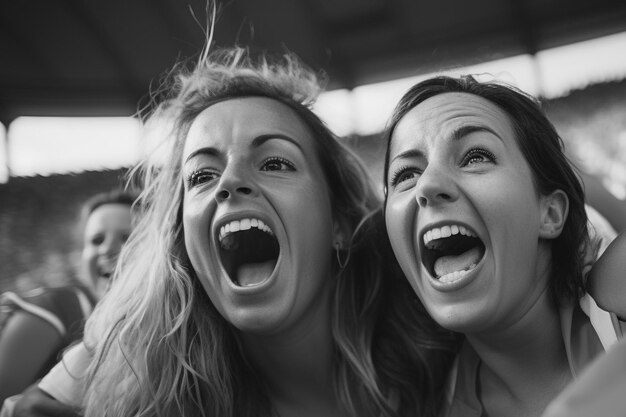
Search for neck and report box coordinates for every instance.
[239,286,340,417]
[469,288,568,378]
[467,278,572,416]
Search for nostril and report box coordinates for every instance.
[237,187,252,195]
[418,196,427,207]
[217,189,230,200]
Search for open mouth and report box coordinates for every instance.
[420,224,485,283]
[96,264,115,280]
[218,218,280,287]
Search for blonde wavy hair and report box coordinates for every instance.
[82,45,457,417]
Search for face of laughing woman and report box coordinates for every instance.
[82,203,133,299]
[182,97,337,337]
[385,92,560,335]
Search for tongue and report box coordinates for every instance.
[434,246,482,278]
[236,260,275,287]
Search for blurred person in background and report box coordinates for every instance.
[0,189,137,404]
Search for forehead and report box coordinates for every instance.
[390,92,515,153]
[85,204,132,230]
[183,97,316,154]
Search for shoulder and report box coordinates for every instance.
[1,290,67,337]
[1,286,92,340]
[587,233,626,320]
[3,286,78,310]
[0,309,64,382]
[0,308,64,345]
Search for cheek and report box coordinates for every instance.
[470,171,538,222]
[182,197,208,243]
[474,176,542,286]
[385,193,415,251]
[181,201,209,275]
[182,223,205,276]
[80,249,98,282]
[82,247,97,263]
[385,193,424,289]
[279,180,332,232]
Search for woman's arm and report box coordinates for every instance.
[37,342,91,408]
[587,232,626,320]
[1,342,91,417]
[2,383,80,417]
[0,311,62,404]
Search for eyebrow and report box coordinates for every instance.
[252,134,303,151]
[451,124,501,143]
[390,124,501,164]
[389,148,424,164]
[184,147,220,164]
[184,133,303,164]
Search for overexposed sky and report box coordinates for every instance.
[2,31,626,181]
[315,31,626,136]
[6,117,141,179]
[0,124,7,183]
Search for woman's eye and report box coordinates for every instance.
[461,148,496,166]
[260,157,295,172]
[187,169,220,188]
[390,166,421,187]
[90,234,104,246]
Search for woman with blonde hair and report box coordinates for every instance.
[9,44,457,417]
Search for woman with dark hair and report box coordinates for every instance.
[383,75,623,417]
[0,189,137,404]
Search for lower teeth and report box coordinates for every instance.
[438,270,467,283]
[437,263,477,283]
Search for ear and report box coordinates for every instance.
[538,189,569,239]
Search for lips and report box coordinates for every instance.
[217,217,280,287]
[96,261,116,280]
[420,224,485,282]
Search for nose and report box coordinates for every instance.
[215,163,256,203]
[100,236,122,257]
[416,164,458,208]
[216,186,253,202]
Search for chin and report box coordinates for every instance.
[437,317,484,334]
[426,302,490,334]
[226,308,290,335]
[93,279,110,298]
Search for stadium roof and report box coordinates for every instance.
[2,0,626,124]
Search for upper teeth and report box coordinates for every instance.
[219,218,273,242]
[423,224,476,246]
